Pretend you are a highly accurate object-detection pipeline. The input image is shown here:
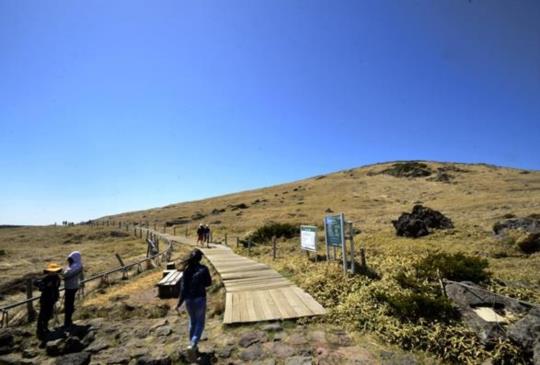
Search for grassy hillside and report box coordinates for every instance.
[104,161,540,286]
[100,161,540,363]
[106,161,538,233]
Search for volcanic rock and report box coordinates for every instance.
[493,217,540,235]
[393,205,453,237]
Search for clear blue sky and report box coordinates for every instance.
[1,1,539,225]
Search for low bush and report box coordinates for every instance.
[248,222,298,243]
[415,252,490,283]
[375,291,458,322]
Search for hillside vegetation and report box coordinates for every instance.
[105,161,540,286]
[101,161,540,363]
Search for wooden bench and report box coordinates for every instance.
[157,270,183,299]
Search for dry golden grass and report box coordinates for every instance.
[0,225,147,298]
[106,161,540,291]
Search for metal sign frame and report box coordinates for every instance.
[324,213,347,272]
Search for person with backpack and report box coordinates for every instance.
[63,251,84,331]
[196,224,204,247]
[203,224,210,247]
[176,249,212,358]
[35,263,62,340]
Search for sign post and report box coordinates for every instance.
[300,225,317,259]
[324,213,347,273]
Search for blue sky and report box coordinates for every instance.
[1,1,539,225]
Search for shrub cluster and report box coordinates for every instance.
[414,252,491,283]
[247,222,298,243]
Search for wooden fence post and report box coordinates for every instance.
[360,247,366,269]
[26,279,36,322]
[173,226,177,236]
[248,240,252,255]
[115,254,128,280]
[236,237,239,248]
[224,233,228,246]
[272,236,277,260]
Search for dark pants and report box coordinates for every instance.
[37,302,54,340]
[64,289,78,327]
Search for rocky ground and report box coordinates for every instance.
[0,270,437,365]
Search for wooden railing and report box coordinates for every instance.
[0,223,174,328]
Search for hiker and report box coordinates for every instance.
[35,263,62,340]
[176,249,212,358]
[196,224,204,246]
[63,251,84,331]
[203,224,210,246]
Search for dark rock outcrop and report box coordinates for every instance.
[493,217,540,235]
[446,281,540,361]
[427,171,454,183]
[379,162,433,178]
[393,205,454,238]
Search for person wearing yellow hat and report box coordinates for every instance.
[35,263,62,340]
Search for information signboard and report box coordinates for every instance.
[300,225,317,252]
[324,214,345,247]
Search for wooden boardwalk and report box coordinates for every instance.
[156,232,326,324]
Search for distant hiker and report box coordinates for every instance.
[196,224,204,246]
[35,263,62,340]
[176,249,212,358]
[63,251,84,331]
[203,224,210,247]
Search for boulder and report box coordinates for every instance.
[445,282,529,314]
[239,344,264,361]
[155,326,172,337]
[239,331,267,348]
[516,233,540,254]
[446,281,539,356]
[508,308,540,351]
[55,352,91,365]
[493,217,540,235]
[393,205,453,238]
[216,345,234,359]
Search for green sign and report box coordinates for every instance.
[324,214,344,247]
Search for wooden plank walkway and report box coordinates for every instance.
[155,232,326,324]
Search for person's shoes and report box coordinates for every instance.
[186,344,198,362]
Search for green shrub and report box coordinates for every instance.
[415,252,490,283]
[376,291,458,322]
[248,222,298,243]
